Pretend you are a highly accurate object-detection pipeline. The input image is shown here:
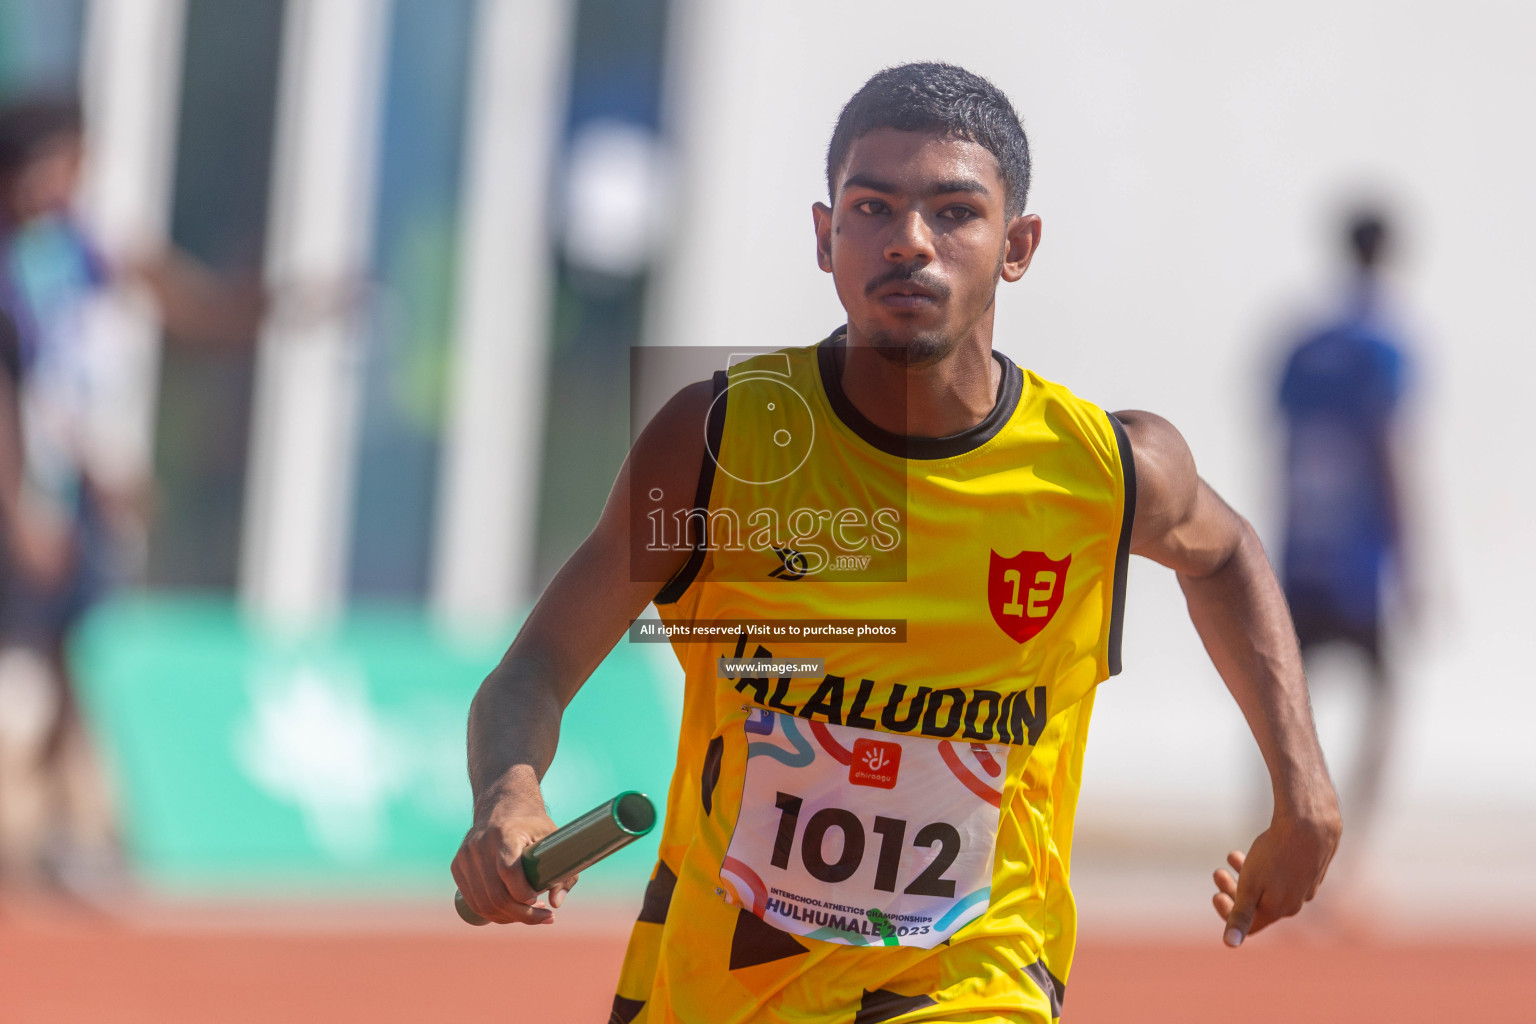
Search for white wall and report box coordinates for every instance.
[654,1,1536,826]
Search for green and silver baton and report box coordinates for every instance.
[454,791,656,926]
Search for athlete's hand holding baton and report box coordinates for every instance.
[452,791,656,925]
[453,799,566,926]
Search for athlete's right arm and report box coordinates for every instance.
[450,379,714,925]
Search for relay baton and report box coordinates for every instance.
[455,791,656,926]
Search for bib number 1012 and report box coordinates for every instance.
[769,792,960,897]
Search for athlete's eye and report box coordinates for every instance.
[941,205,978,222]
[854,199,889,216]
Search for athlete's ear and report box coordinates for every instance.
[813,201,834,273]
[1000,213,1042,283]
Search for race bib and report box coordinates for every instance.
[719,708,1007,949]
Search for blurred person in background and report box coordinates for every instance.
[0,301,73,888]
[1276,207,1412,853]
[0,93,274,893]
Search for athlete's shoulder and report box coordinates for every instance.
[1015,365,1101,410]
[640,377,716,447]
[629,377,718,512]
[1008,361,1123,466]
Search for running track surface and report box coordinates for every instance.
[4,907,1533,1022]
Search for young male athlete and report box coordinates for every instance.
[453,64,1341,1022]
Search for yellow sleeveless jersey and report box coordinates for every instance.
[612,329,1134,1024]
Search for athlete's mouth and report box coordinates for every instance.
[879,284,937,300]
[865,265,949,307]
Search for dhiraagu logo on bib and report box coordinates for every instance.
[720,709,1004,948]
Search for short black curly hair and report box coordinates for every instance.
[826,63,1031,217]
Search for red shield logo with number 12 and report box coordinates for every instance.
[988,550,1072,643]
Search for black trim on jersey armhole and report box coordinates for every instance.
[1107,412,1137,676]
[654,370,729,605]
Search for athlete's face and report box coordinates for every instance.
[814,129,1041,366]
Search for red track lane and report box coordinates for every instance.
[3,910,1534,1022]
[1067,940,1536,1023]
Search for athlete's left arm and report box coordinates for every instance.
[1114,409,1342,948]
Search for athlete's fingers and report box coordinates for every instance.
[452,828,557,925]
[1246,870,1306,936]
[548,873,579,909]
[520,900,555,924]
[1223,858,1262,948]
[1220,847,1258,945]
[476,869,553,926]
[1212,865,1238,922]
[1246,894,1283,936]
[452,846,530,925]
[495,847,543,907]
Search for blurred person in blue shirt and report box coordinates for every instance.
[0,94,272,889]
[1278,207,1411,843]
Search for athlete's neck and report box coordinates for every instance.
[835,323,1003,439]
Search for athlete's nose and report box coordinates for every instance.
[884,209,935,265]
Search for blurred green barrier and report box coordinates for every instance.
[72,595,682,898]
